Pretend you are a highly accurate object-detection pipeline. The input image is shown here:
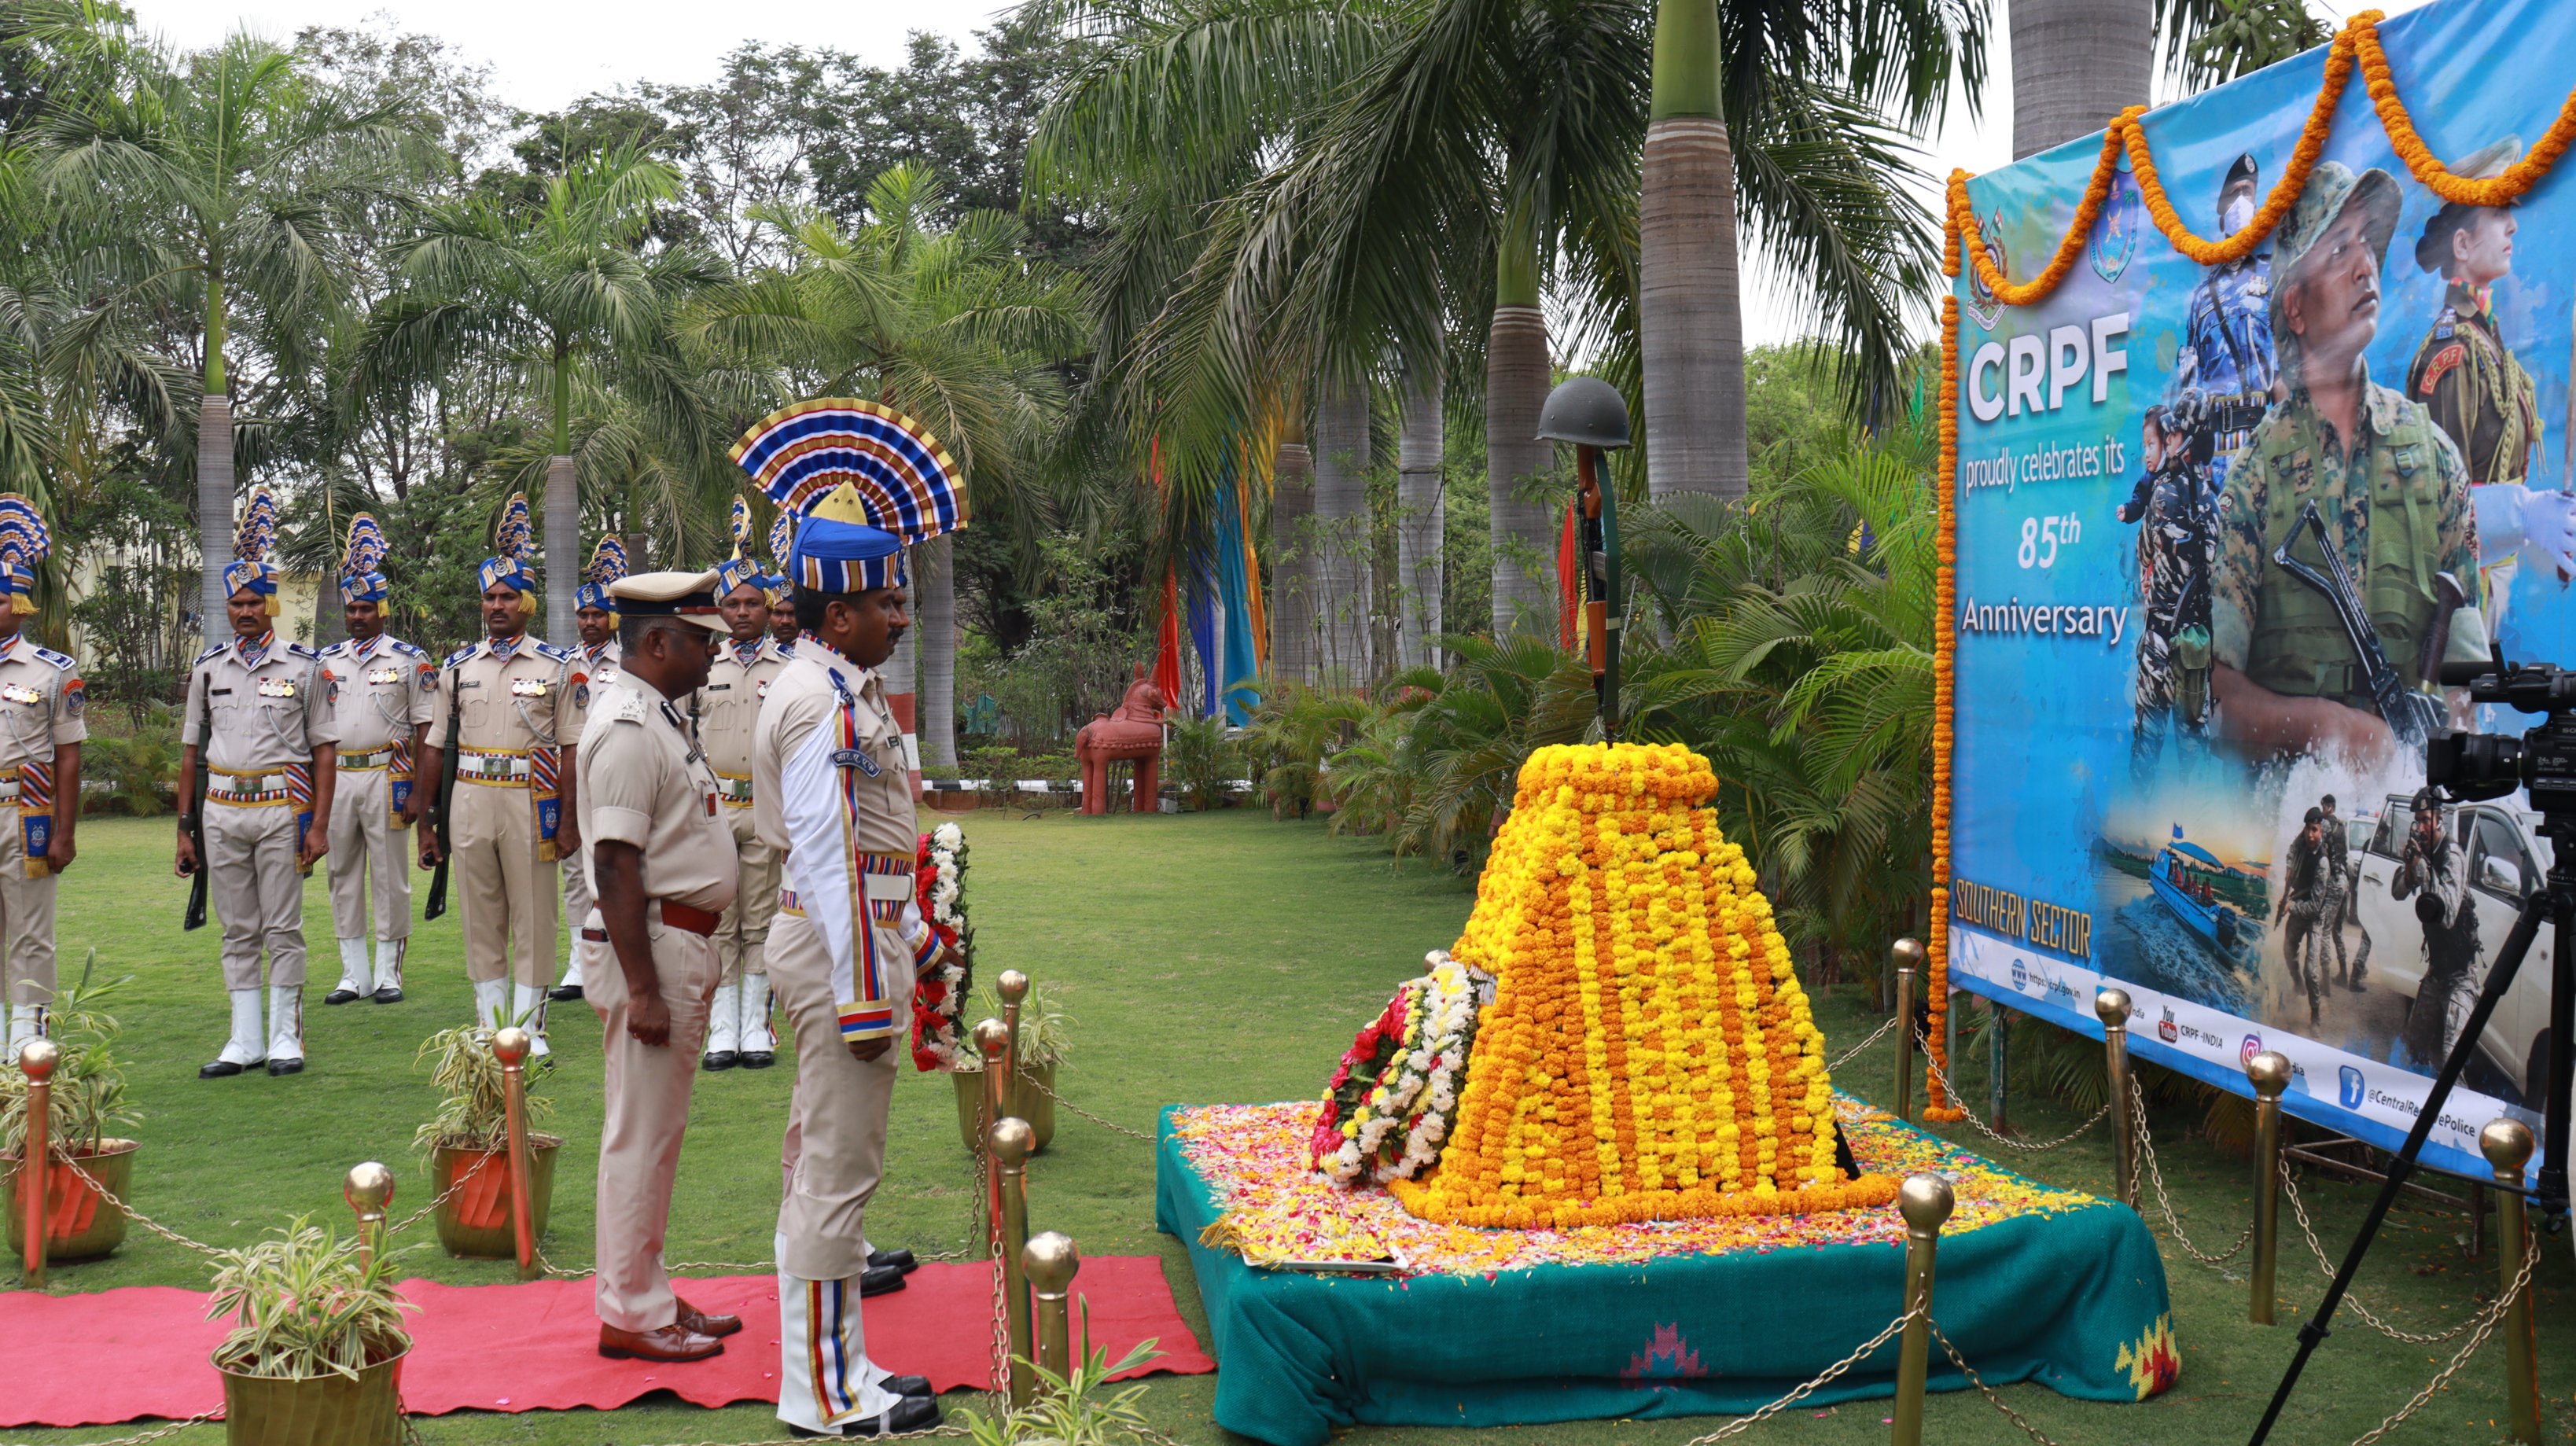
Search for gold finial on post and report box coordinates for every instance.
[17,1038,57,1287]
[2094,988,2136,1209]
[2245,1051,2291,1324]
[1889,1172,1954,1446]
[998,970,1029,1093]
[993,1117,1037,1406]
[974,1019,1010,1262]
[2479,1118,2540,1444]
[1022,1230,1080,1389]
[1890,938,1923,1124]
[491,1027,539,1280]
[344,1161,396,1275]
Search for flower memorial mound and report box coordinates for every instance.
[1319,742,1899,1228]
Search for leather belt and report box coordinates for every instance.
[580,900,721,939]
[337,748,392,771]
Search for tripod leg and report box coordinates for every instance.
[2545,896,2573,1227]
[2247,885,2547,1446]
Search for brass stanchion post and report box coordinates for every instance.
[1889,1172,1954,1446]
[2247,1051,2289,1324]
[1890,937,1921,1124]
[2480,1119,2540,1445]
[492,1027,539,1279]
[17,1039,57,1286]
[344,1162,394,1277]
[993,1117,1036,1407]
[2096,988,2136,1209]
[1023,1230,1080,1389]
[974,1019,1009,1260]
[998,970,1029,1088]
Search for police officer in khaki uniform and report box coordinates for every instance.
[575,568,742,1363]
[767,512,801,653]
[0,496,82,1054]
[2211,160,2484,764]
[416,496,579,1059]
[178,489,337,1078]
[551,538,627,1004]
[318,515,432,1006]
[697,550,793,1071]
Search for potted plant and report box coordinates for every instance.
[210,1219,413,1446]
[3,973,142,1263]
[951,981,1070,1153]
[413,1025,558,1260]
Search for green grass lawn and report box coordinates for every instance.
[9,810,2575,1444]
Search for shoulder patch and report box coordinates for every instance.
[193,642,227,665]
[532,640,572,663]
[443,645,477,670]
[287,642,320,660]
[30,646,73,670]
[2419,342,2467,396]
[388,639,425,658]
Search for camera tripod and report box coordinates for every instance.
[2247,802,2574,1444]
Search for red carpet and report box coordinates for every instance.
[0,1259,1212,1427]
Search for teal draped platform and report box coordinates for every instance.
[1155,1102,2177,1446]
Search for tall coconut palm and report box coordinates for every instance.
[25,18,418,646]
[360,145,720,644]
[1394,355,1443,668]
[1311,375,1371,683]
[2011,0,2148,156]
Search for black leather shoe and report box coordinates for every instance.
[867,1247,918,1275]
[787,1394,940,1437]
[322,988,362,1006]
[857,1264,907,1297]
[881,1374,933,1398]
[267,1057,304,1076]
[372,985,405,1004]
[702,1050,740,1072]
[740,1049,775,1069]
[549,984,584,1003]
[199,1059,252,1079]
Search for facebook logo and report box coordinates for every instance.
[2338,1065,2365,1110]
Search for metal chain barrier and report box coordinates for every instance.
[2129,1084,2254,1266]
[1916,1036,2115,1153]
[383,1149,495,1239]
[53,1154,226,1260]
[1828,1014,1900,1072]
[1030,1077,1157,1143]
[2345,1241,2539,1446]
[1930,1320,2067,1446]
[0,1412,223,1446]
[1673,1305,1922,1444]
[970,1139,1008,1394]
[2278,1166,2487,1345]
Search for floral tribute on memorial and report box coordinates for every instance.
[1314,741,1897,1228]
[910,821,974,1071]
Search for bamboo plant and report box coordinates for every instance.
[208,1220,414,1380]
[411,1025,551,1153]
[1,970,140,1159]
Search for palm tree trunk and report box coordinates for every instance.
[2009,0,2151,157]
[1641,0,1747,502]
[197,392,234,651]
[917,531,957,769]
[543,453,578,646]
[1268,414,1316,685]
[1312,378,1371,686]
[1487,204,1555,638]
[1397,361,1444,669]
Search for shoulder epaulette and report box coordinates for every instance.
[609,690,652,724]
[319,638,349,657]
[532,640,572,663]
[286,642,319,660]
[443,644,478,670]
[193,642,227,666]
[29,646,74,670]
[388,638,425,658]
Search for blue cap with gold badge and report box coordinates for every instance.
[224,488,281,614]
[576,536,627,615]
[479,494,538,605]
[340,513,391,605]
[0,495,50,615]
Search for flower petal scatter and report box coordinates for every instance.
[1339,742,1897,1227]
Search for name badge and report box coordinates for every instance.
[366,667,403,686]
[832,747,882,778]
[756,680,771,700]
[510,677,549,698]
[256,677,297,698]
[0,684,39,706]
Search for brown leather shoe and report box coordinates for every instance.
[598,1322,723,1362]
[675,1297,743,1337]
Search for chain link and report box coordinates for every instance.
[1930,1319,2067,1446]
[1673,1306,1922,1444]
[51,1153,227,1260]
[2345,1238,2537,1446]
[382,1150,495,1239]
[1915,1036,2114,1153]
[1828,1014,1900,1072]
[2277,1165,2487,1345]
[0,1411,223,1446]
[1028,1078,1157,1142]
[2129,1084,2254,1266]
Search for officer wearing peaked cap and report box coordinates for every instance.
[179,489,337,1078]
[318,514,432,1007]
[696,503,794,1071]
[553,536,628,1004]
[0,496,83,1057]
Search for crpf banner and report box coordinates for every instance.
[1943,0,2576,1183]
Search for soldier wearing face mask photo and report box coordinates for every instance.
[2175,153,2283,493]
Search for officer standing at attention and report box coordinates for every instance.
[0,496,82,1054]
[416,496,579,1058]
[178,489,337,1078]
[317,514,432,1006]
[767,512,801,653]
[576,568,741,1364]
[697,502,794,1072]
[551,537,627,1005]
[2174,153,2281,488]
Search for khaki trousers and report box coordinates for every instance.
[453,781,556,987]
[207,800,307,991]
[714,809,779,984]
[561,855,594,958]
[0,811,57,1010]
[769,907,908,1282]
[326,767,412,942]
[584,918,721,1333]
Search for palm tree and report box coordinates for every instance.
[2011,0,2148,156]
[690,166,1087,767]
[1394,355,1443,668]
[25,17,419,646]
[361,145,720,642]
[1312,375,1371,683]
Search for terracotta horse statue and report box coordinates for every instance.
[1075,673,1166,815]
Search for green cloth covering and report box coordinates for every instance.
[1157,1106,2176,1446]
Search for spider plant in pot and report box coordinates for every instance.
[412,1024,558,1260]
[4,971,142,1263]
[951,980,1071,1153]
[210,1218,414,1446]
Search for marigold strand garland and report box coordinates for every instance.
[1930,9,2576,1123]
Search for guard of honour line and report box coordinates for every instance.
[10,399,969,1439]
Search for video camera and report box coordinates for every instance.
[2426,654,2576,814]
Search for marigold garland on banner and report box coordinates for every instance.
[1928,6,2576,1123]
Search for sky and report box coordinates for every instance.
[143,1,2410,348]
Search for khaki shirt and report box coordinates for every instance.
[561,639,621,746]
[318,635,435,756]
[695,636,793,807]
[576,672,737,916]
[182,633,338,774]
[427,635,574,778]
[0,633,85,779]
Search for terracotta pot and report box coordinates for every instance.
[950,1062,1058,1153]
[219,1349,405,1446]
[3,1138,137,1262]
[429,1135,558,1260]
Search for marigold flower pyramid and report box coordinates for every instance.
[1318,741,1897,1229]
